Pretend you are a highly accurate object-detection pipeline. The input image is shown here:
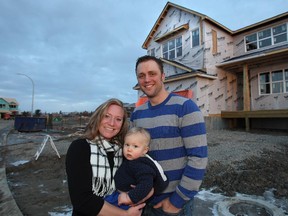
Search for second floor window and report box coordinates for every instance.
[148,48,155,57]
[192,28,200,47]
[246,23,287,51]
[162,36,182,60]
[273,24,287,44]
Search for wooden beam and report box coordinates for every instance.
[221,109,288,131]
[221,109,288,118]
[243,64,250,111]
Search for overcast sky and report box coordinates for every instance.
[1,0,287,113]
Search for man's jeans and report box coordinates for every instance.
[142,199,194,216]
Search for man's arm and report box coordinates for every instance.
[170,100,208,208]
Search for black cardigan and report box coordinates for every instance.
[66,139,114,216]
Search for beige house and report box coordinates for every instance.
[134,2,288,130]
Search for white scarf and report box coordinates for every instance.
[88,137,122,197]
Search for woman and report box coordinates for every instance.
[66,98,145,216]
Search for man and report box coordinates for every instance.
[130,55,208,215]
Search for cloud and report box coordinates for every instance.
[1,0,287,113]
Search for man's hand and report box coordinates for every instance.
[153,198,181,214]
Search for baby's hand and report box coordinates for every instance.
[118,192,133,206]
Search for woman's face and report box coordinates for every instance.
[99,104,124,140]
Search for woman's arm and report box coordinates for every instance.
[66,139,104,215]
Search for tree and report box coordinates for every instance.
[35,109,42,117]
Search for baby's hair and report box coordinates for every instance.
[126,127,151,146]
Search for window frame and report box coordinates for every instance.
[245,23,288,52]
[191,27,200,48]
[259,72,271,95]
[162,35,182,60]
[148,48,155,57]
[259,69,288,95]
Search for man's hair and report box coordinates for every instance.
[135,55,164,74]
[125,127,151,146]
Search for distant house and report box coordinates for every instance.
[134,2,288,130]
[0,97,19,118]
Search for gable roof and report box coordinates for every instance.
[161,58,217,80]
[142,1,232,49]
[233,11,288,35]
[0,97,19,105]
[143,2,288,49]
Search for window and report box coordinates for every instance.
[162,36,182,60]
[0,104,6,108]
[246,33,257,51]
[259,69,288,95]
[259,28,272,48]
[245,23,288,51]
[148,48,155,57]
[273,24,287,44]
[260,72,270,94]
[192,28,200,47]
[271,70,283,93]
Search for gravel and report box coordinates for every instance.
[206,129,288,166]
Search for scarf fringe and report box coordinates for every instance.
[92,177,114,197]
[89,138,122,197]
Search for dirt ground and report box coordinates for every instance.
[203,147,288,198]
[1,123,288,215]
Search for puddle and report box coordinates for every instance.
[10,160,30,166]
[48,205,72,216]
[229,202,272,215]
[216,197,285,216]
[195,189,287,216]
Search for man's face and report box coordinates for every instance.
[136,60,165,98]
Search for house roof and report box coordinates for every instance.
[232,11,288,35]
[142,2,288,49]
[217,44,288,71]
[0,97,19,105]
[162,58,217,82]
[133,58,216,90]
[142,1,232,49]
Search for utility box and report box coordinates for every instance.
[14,117,47,132]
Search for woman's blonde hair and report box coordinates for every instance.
[83,98,128,144]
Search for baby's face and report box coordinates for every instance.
[123,134,148,160]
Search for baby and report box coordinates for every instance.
[105,127,168,209]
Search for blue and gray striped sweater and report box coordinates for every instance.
[130,93,208,208]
